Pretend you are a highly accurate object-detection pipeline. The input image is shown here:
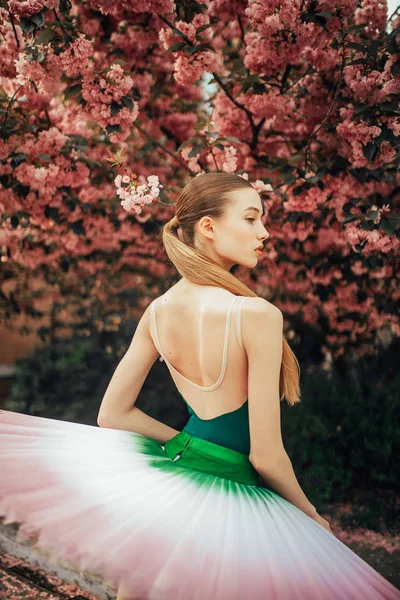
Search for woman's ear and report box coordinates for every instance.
[198,216,215,239]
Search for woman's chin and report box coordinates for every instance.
[237,256,259,269]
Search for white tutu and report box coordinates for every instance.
[0,409,399,600]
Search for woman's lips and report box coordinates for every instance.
[255,248,263,256]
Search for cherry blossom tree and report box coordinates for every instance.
[0,0,399,361]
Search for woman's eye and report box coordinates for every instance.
[246,218,255,223]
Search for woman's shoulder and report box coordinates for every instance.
[241,298,283,328]
[242,297,281,314]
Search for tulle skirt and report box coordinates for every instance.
[0,409,399,600]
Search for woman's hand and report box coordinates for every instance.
[313,512,335,535]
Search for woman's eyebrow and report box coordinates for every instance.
[244,206,265,216]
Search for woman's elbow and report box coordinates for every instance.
[97,411,112,428]
[249,449,288,473]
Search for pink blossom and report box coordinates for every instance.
[222,146,238,173]
[58,34,94,78]
[345,222,398,254]
[344,61,389,104]
[7,0,58,20]
[81,64,139,143]
[244,0,321,76]
[116,174,163,214]
[15,47,63,97]
[181,147,203,174]
[355,0,388,35]
[284,185,328,213]
[90,0,175,16]
[253,180,273,194]
[173,51,223,86]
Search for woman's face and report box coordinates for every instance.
[195,187,270,271]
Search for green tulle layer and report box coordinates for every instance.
[138,429,261,488]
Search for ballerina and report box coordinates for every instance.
[0,172,399,600]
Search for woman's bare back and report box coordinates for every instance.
[149,280,249,420]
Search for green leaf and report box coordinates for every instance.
[20,12,45,33]
[30,12,45,27]
[188,144,204,158]
[219,136,241,143]
[379,101,399,114]
[110,101,122,116]
[196,23,214,34]
[10,153,28,169]
[231,58,247,74]
[106,124,121,135]
[391,61,400,77]
[121,96,134,111]
[283,170,295,184]
[10,215,19,228]
[342,202,354,215]
[253,82,266,94]
[343,215,359,224]
[168,41,186,52]
[362,142,378,162]
[177,140,195,152]
[360,220,375,231]
[45,206,62,223]
[387,36,399,55]
[184,46,199,55]
[197,43,215,52]
[64,83,82,99]
[71,220,86,235]
[315,15,328,30]
[386,213,400,223]
[36,29,55,44]
[380,217,398,236]
[293,183,310,196]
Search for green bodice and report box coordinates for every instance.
[180,393,250,455]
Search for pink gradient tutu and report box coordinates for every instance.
[0,408,399,600]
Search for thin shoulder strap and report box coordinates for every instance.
[149,299,162,355]
[234,296,249,350]
[149,295,241,391]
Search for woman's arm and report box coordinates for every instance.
[243,298,317,519]
[97,302,180,444]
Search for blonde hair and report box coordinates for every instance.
[162,172,301,406]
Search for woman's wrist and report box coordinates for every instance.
[305,505,318,519]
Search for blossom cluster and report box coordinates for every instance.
[115,174,163,214]
[159,14,223,86]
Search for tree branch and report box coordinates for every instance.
[132,121,195,175]
[303,13,348,173]
[8,9,20,48]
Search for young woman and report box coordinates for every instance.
[0,172,399,600]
